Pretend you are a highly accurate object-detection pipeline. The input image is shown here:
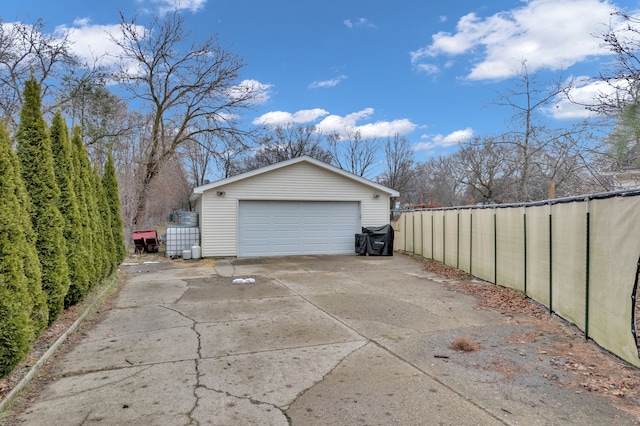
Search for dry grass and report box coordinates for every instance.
[450,337,480,352]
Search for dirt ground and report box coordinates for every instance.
[423,259,640,420]
[2,254,640,421]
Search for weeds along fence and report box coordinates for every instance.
[392,188,640,368]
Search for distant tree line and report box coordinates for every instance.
[0,78,125,377]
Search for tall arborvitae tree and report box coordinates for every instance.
[15,78,70,324]
[88,167,107,279]
[102,152,126,264]
[50,112,90,306]
[8,132,48,333]
[0,123,37,377]
[94,164,117,275]
[70,126,98,285]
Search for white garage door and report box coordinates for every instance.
[238,201,361,257]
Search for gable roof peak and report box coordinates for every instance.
[190,155,399,200]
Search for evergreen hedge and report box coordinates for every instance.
[8,133,48,334]
[94,164,117,275]
[70,126,98,286]
[15,78,70,324]
[103,152,126,265]
[50,112,90,306]
[1,81,127,378]
[0,123,38,376]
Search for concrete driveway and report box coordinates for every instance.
[5,254,636,425]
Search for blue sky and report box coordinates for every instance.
[1,0,638,165]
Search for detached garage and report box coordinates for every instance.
[190,156,399,258]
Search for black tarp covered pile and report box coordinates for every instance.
[355,224,394,256]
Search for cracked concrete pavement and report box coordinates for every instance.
[4,254,638,425]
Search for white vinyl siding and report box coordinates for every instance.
[199,161,392,257]
[238,201,360,257]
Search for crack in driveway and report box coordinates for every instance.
[161,305,203,426]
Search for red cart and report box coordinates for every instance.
[132,230,159,253]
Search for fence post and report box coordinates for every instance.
[421,213,424,259]
[494,207,497,285]
[585,198,590,341]
[443,212,446,265]
[412,213,416,255]
[523,205,527,296]
[404,212,407,253]
[457,209,460,269]
[431,212,434,260]
[470,210,473,276]
[548,202,553,314]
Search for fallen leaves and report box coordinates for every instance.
[424,259,640,419]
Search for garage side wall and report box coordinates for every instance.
[199,162,391,257]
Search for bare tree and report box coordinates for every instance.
[142,156,191,227]
[325,130,378,178]
[238,124,332,172]
[590,11,640,117]
[490,61,572,201]
[182,130,251,185]
[0,18,78,128]
[594,12,640,170]
[110,11,258,227]
[378,134,414,203]
[452,137,518,204]
[405,157,465,207]
[58,76,138,165]
[182,137,215,188]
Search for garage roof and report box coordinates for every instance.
[190,156,400,201]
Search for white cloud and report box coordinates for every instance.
[414,128,473,151]
[145,0,207,15]
[412,0,619,80]
[54,19,128,67]
[228,79,273,105]
[253,107,417,138]
[416,64,440,75]
[308,75,348,89]
[355,119,417,138]
[315,108,417,137]
[548,76,618,120]
[344,18,377,29]
[313,108,374,133]
[253,108,330,126]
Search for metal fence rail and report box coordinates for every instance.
[392,189,640,368]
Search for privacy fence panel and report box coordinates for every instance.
[458,210,471,273]
[551,202,587,331]
[496,207,525,292]
[421,211,433,259]
[589,196,640,366]
[433,210,445,263]
[392,213,404,253]
[392,190,640,368]
[525,206,551,307]
[413,211,423,257]
[471,208,495,283]
[405,211,415,255]
[444,210,459,268]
